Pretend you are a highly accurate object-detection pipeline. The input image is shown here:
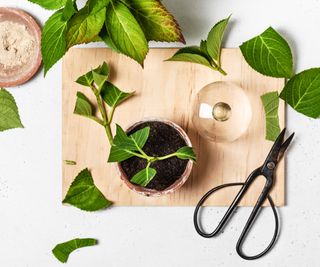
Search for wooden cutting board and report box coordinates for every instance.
[62,48,285,206]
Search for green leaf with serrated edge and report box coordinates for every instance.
[119,0,185,43]
[99,25,120,52]
[62,0,77,21]
[130,167,157,187]
[280,68,320,118]
[261,92,281,141]
[130,127,150,149]
[28,0,67,10]
[166,47,214,69]
[100,82,134,108]
[0,88,23,132]
[65,0,109,49]
[42,10,69,75]
[52,238,97,263]
[240,27,293,78]
[175,146,196,161]
[105,1,148,66]
[63,168,112,211]
[76,62,109,87]
[206,15,231,64]
[74,92,94,118]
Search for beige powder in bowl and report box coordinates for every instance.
[0,21,36,69]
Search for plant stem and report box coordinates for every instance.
[216,66,227,76]
[155,153,177,161]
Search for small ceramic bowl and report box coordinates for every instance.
[0,8,42,87]
[117,118,194,197]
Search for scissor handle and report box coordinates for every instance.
[193,171,279,260]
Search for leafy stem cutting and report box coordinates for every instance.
[74,62,196,187]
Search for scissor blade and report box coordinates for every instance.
[278,132,295,161]
[265,128,286,163]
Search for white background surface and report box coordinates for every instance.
[1,0,320,266]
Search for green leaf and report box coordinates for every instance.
[280,68,320,118]
[66,0,109,48]
[28,0,67,10]
[0,88,24,132]
[52,238,97,263]
[76,62,109,87]
[130,127,150,149]
[120,0,185,43]
[100,82,134,107]
[63,168,112,211]
[107,126,150,162]
[62,0,77,21]
[175,146,196,161]
[105,1,148,66]
[261,92,281,141]
[99,25,120,51]
[130,166,157,187]
[74,92,94,118]
[240,27,293,78]
[166,46,213,69]
[206,15,231,64]
[41,10,69,75]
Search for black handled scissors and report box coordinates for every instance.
[194,128,294,260]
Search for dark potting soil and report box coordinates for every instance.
[120,121,189,191]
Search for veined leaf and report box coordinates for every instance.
[92,71,107,90]
[166,46,213,69]
[76,62,109,87]
[74,92,94,118]
[113,124,137,151]
[120,0,185,43]
[28,0,67,10]
[240,27,293,78]
[52,238,97,263]
[130,166,156,187]
[100,82,134,108]
[280,68,320,118]
[42,10,69,75]
[66,0,108,48]
[261,92,281,141]
[130,127,150,149]
[108,145,134,162]
[175,146,196,161]
[105,1,148,66]
[63,168,112,211]
[99,25,120,52]
[62,0,77,21]
[206,15,231,64]
[0,88,24,132]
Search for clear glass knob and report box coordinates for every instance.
[192,81,252,143]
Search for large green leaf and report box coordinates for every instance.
[100,82,134,108]
[130,127,150,149]
[130,166,157,187]
[113,124,137,151]
[261,92,281,141]
[280,68,320,118]
[175,146,196,161]
[63,168,112,211]
[108,145,134,162]
[240,27,293,78]
[42,10,69,75]
[105,1,148,66]
[52,238,97,263]
[166,47,213,69]
[66,0,109,48]
[62,0,77,21]
[0,88,23,132]
[28,0,67,10]
[120,0,185,43]
[206,15,231,64]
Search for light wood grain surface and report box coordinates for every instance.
[62,48,285,206]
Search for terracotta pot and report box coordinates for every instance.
[117,118,193,197]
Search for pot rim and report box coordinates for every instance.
[116,117,194,197]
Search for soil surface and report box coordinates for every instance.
[120,121,189,191]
